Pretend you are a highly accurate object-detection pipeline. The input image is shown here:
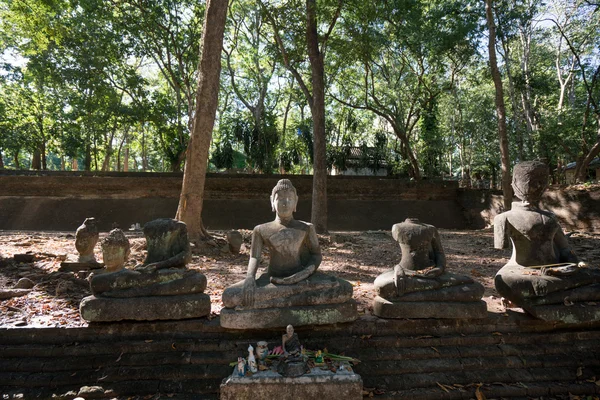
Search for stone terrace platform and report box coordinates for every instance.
[1,312,600,399]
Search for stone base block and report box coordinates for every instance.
[372,296,487,319]
[79,293,211,322]
[220,300,358,329]
[220,368,362,400]
[524,302,600,324]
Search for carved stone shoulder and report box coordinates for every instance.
[493,213,509,250]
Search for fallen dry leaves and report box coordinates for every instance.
[1,228,600,328]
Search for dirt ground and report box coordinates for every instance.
[1,227,600,328]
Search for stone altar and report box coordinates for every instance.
[220,366,362,400]
[494,161,600,323]
[221,179,357,329]
[80,218,210,322]
[373,218,486,319]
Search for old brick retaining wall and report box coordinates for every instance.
[1,171,599,232]
[0,172,465,231]
[457,187,600,231]
[1,315,600,399]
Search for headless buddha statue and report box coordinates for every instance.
[494,161,600,322]
[373,218,486,319]
[220,179,356,329]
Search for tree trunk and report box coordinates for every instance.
[501,37,524,161]
[41,142,47,170]
[306,0,328,233]
[0,151,4,169]
[14,151,20,169]
[72,158,78,171]
[32,149,42,170]
[577,122,600,182]
[84,142,91,171]
[486,0,512,210]
[175,0,229,242]
[123,147,129,172]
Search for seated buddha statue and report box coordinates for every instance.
[80,218,210,322]
[373,218,486,319]
[494,161,600,323]
[220,179,357,329]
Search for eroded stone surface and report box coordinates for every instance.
[75,218,99,264]
[90,268,207,298]
[373,218,485,319]
[220,301,358,329]
[100,228,130,272]
[80,219,210,322]
[221,179,356,328]
[373,296,488,319]
[142,218,191,269]
[79,293,211,322]
[220,367,362,400]
[494,161,600,323]
[226,230,244,254]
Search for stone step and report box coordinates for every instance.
[361,364,600,391]
[0,379,222,399]
[0,364,231,388]
[357,352,600,377]
[2,316,600,399]
[2,315,597,345]
[356,339,600,361]
[0,351,237,373]
[370,381,600,399]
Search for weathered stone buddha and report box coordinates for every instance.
[494,161,600,323]
[220,179,357,329]
[100,228,130,272]
[80,218,210,322]
[75,218,99,264]
[373,218,486,319]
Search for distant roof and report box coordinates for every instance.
[565,157,600,170]
[332,146,388,168]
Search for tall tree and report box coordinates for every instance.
[112,0,205,171]
[175,0,229,242]
[547,0,600,182]
[486,0,513,209]
[260,0,343,233]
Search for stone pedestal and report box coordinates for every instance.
[220,300,358,329]
[79,293,211,322]
[522,302,600,324]
[220,367,363,400]
[373,296,488,319]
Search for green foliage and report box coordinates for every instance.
[0,0,598,180]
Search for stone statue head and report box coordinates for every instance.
[101,228,130,271]
[270,179,298,216]
[511,161,549,204]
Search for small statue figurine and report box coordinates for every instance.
[221,179,356,329]
[494,161,600,322]
[256,341,269,363]
[282,324,301,356]
[75,218,99,264]
[237,357,246,377]
[277,324,308,377]
[372,218,486,319]
[315,350,324,364]
[247,344,258,373]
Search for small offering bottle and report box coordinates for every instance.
[248,345,258,373]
